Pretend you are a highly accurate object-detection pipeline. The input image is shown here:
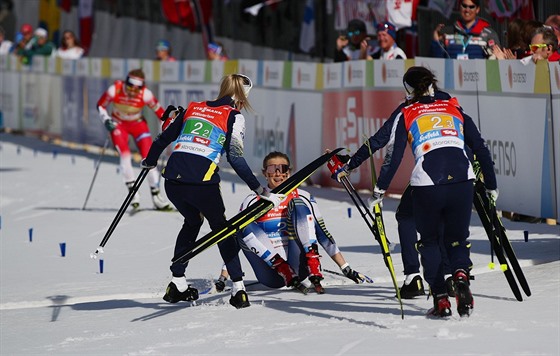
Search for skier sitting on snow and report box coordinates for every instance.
[215,151,369,294]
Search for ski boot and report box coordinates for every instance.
[427,293,452,318]
[454,269,474,317]
[398,273,426,299]
[229,280,250,309]
[230,290,250,309]
[126,181,141,210]
[151,187,173,211]
[215,275,227,293]
[270,254,307,294]
[445,275,455,297]
[306,244,324,293]
[163,277,199,303]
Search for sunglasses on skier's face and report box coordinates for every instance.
[264,164,290,175]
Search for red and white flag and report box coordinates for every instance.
[79,0,94,54]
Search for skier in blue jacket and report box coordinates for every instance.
[334,66,498,317]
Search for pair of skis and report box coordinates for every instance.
[472,163,531,301]
[327,154,404,319]
[92,149,344,263]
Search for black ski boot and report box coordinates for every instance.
[454,269,474,317]
[446,276,455,297]
[398,275,426,299]
[229,290,251,309]
[215,275,227,293]
[163,282,199,303]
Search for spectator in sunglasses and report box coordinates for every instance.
[529,26,560,63]
[371,21,407,60]
[97,68,172,212]
[431,0,500,59]
[214,151,370,294]
[334,19,372,62]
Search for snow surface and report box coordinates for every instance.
[1,133,559,356]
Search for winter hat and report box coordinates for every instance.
[21,23,33,35]
[34,28,48,38]
[156,40,171,51]
[377,22,397,41]
[347,19,367,36]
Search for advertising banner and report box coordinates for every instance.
[0,71,21,129]
[244,88,323,175]
[478,94,553,218]
[321,89,414,194]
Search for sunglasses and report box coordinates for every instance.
[347,30,361,37]
[460,3,477,9]
[264,164,290,174]
[529,43,548,52]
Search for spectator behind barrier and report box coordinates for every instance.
[529,26,560,63]
[334,19,372,62]
[55,30,84,60]
[0,26,13,55]
[207,41,229,61]
[431,0,500,59]
[544,15,560,49]
[19,27,55,65]
[371,22,407,60]
[155,39,176,61]
[493,19,531,60]
[12,23,34,55]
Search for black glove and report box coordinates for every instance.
[140,159,157,169]
[103,119,117,132]
[342,265,367,284]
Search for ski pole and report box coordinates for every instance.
[91,168,149,258]
[82,137,111,210]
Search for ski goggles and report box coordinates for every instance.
[529,43,548,52]
[125,76,144,90]
[264,164,290,174]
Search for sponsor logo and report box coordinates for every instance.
[418,130,440,142]
[458,64,479,87]
[441,129,458,136]
[194,136,210,145]
[422,142,431,152]
[193,106,222,115]
[382,62,387,83]
[487,139,517,176]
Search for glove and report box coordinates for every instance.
[368,185,386,209]
[256,186,285,208]
[103,119,117,132]
[332,164,350,183]
[160,105,177,122]
[140,159,157,170]
[341,265,367,284]
[487,189,499,204]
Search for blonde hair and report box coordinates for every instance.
[218,74,253,112]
